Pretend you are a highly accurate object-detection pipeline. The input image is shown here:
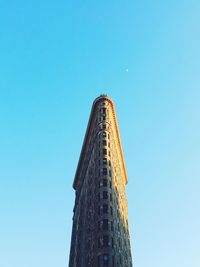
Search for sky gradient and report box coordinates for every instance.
[0,1,200,267]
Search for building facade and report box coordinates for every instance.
[68,95,133,267]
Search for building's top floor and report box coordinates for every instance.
[73,95,128,190]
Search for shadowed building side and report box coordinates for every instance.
[68,95,133,267]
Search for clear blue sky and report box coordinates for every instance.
[0,0,199,266]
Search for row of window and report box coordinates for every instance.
[99,158,111,166]
[100,140,110,147]
[98,235,114,248]
[98,254,115,267]
[99,115,106,122]
[99,131,110,140]
[98,204,113,215]
[98,219,113,231]
[86,253,130,267]
[100,107,106,114]
[98,191,112,201]
[98,167,112,176]
[99,178,112,188]
[99,148,110,157]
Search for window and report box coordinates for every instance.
[102,115,106,121]
[103,179,108,187]
[98,237,102,248]
[98,219,109,230]
[103,148,107,155]
[119,253,122,264]
[112,256,115,267]
[103,254,109,266]
[103,168,107,175]
[98,220,102,230]
[98,253,109,266]
[103,191,108,199]
[103,140,107,146]
[87,238,91,249]
[103,235,109,247]
[103,219,109,230]
[110,193,112,201]
[109,181,112,188]
[102,107,106,114]
[103,204,108,214]
[103,124,106,130]
[110,206,113,215]
[103,132,106,137]
[111,221,113,231]
[109,170,112,177]
[99,236,109,248]
[103,158,107,165]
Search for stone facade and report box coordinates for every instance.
[68,95,133,267]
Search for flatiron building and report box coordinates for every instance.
[69,95,133,267]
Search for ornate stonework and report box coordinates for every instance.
[69,95,133,267]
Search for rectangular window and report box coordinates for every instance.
[112,256,115,267]
[111,221,113,231]
[103,168,107,175]
[103,204,108,214]
[103,191,108,199]
[103,254,109,266]
[110,206,113,215]
[103,132,106,137]
[99,219,109,230]
[103,219,109,230]
[98,237,102,248]
[98,206,101,215]
[103,235,109,247]
[109,170,112,177]
[102,108,106,114]
[98,221,102,230]
[103,148,107,155]
[103,158,107,165]
[103,179,108,187]
[103,140,107,146]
